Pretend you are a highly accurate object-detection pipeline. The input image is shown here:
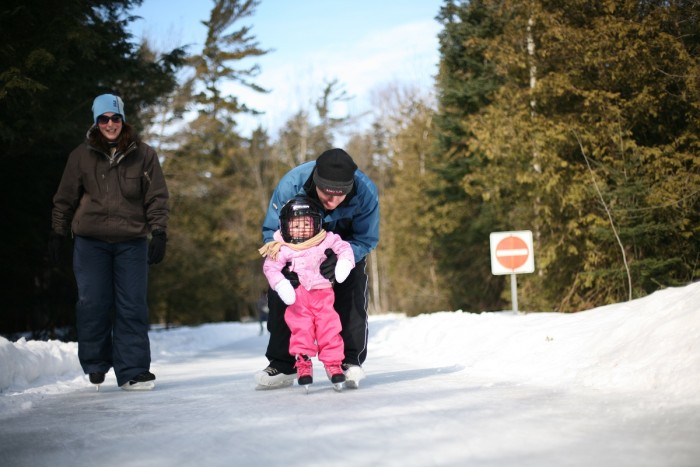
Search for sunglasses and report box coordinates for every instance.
[97,114,123,125]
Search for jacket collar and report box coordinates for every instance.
[87,140,137,166]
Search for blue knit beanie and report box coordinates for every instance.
[92,94,126,123]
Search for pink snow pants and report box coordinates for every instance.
[284,286,344,365]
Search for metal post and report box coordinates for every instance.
[510,273,519,313]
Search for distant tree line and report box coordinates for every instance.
[1,0,698,338]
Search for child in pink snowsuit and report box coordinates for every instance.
[259,196,355,387]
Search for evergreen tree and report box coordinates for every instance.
[434,0,700,311]
[276,79,354,168]
[374,86,448,315]
[431,0,510,311]
[148,0,270,325]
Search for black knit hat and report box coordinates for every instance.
[313,148,358,195]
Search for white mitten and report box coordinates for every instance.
[334,258,354,283]
[274,279,296,305]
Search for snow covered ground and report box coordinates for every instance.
[1,282,699,467]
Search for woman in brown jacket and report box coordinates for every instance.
[50,93,169,391]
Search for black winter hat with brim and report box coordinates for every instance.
[313,148,358,195]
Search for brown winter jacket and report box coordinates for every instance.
[52,130,169,243]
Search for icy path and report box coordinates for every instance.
[2,308,700,466]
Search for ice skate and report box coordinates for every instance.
[295,354,313,393]
[254,365,296,389]
[120,371,156,391]
[342,363,365,389]
[325,362,345,392]
[89,372,105,391]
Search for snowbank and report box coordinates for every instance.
[1,282,698,400]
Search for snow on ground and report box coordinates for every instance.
[1,282,699,466]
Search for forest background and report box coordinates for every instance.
[1,0,698,338]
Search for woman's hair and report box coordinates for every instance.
[87,121,139,153]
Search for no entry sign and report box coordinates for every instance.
[490,231,535,275]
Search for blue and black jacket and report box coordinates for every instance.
[262,161,380,263]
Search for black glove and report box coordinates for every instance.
[320,248,338,282]
[48,231,65,266]
[281,262,300,289]
[148,230,167,265]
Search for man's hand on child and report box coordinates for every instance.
[320,249,338,281]
[281,262,300,288]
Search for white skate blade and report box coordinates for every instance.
[332,383,343,392]
[345,380,359,389]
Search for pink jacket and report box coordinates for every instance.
[263,230,355,291]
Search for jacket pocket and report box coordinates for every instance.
[119,163,145,200]
[120,175,143,200]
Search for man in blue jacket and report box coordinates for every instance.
[256,148,380,389]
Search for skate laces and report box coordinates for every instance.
[295,354,313,377]
[263,366,281,376]
[325,362,343,377]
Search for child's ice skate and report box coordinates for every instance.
[295,354,313,393]
[325,362,346,392]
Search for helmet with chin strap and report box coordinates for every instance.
[279,196,323,244]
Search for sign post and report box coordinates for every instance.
[489,231,535,312]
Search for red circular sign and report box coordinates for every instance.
[495,236,529,270]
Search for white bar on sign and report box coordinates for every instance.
[496,249,528,257]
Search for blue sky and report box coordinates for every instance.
[129,0,444,136]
